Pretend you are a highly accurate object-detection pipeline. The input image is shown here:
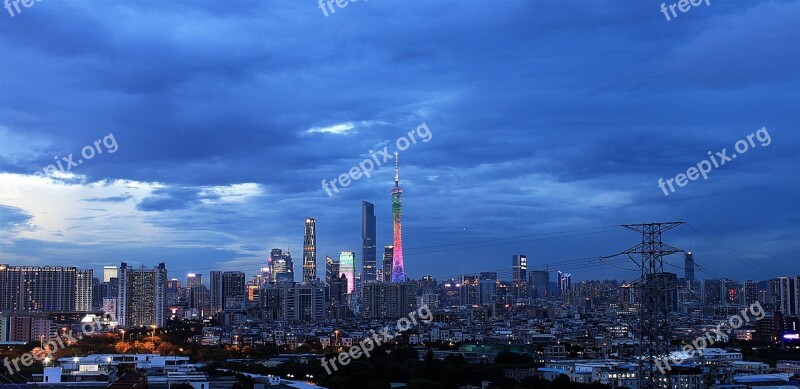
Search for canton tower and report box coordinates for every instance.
[391,152,405,282]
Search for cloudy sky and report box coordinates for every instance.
[1,0,798,284]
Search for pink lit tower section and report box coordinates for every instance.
[391,152,406,282]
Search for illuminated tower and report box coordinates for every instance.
[391,152,405,282]
[303,218,317,284]
[339,251,355,294]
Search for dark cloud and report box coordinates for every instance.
[0,0,798,281]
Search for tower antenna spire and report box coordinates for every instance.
[394,151,399,188]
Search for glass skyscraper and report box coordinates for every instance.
[339,251,355,294]
[362,201,377,282]
[303,218,317,284]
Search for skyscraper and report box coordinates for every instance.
[362,201,377,283]
[684,251,695,282]
[528,270,549,298]
[117,262,167,328]
[512,255,527,299]
[303,218,317,284]
[779,276,799,316]
[75,269,94,312]
[210,271,223,314]
[339,251,356,294]
[391,153,405,282]
[382,246,394,282]
[325,256,339,286]
[222,271,246,309]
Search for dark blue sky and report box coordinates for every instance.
[1,0,798,284]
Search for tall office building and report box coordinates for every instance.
[75,269,94,312]
[391,153,406,282]
[303,218,317,284]
[362,201,377,283]
[528,270,549,298]
[222,271,246,309]
[460,275,479,305]
[779,276,799,316]
[512,255,527,299]
[339,251,356,294]
[684,252,695,282]
[117,262,167,328]
[210,271,246,313]
[103,266,118,283]
[270,248,294,282]
[382,246,394,282]
[479,272,498,305]
[0,264,78,311]
[325,256,339,286]
[270,248,292,282]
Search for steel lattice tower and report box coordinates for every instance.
[391,152,405,282]
[620,222,684,389]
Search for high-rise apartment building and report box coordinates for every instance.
[779,276,799,316]
[75,269,94,312]
[744,280,759,305]
[303,218,317,284]
[222,271,245,309]
[339,252,355,294]
[704,279,723,306]
[210,271,246,313]
[117,262,167,328]
[382,246,394,283]
[362,201,377,283]
[0,264,78,311]
[210,271,223,314]
[260,281,327,321]
[362,282,417,319]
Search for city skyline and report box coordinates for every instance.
[0,1,798,284]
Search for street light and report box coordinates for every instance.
[120,329,125,341]
[151,325,157,338]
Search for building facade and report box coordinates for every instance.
[303,218,317,284]
[117,262,168,328]
[362,201,377,283]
